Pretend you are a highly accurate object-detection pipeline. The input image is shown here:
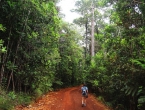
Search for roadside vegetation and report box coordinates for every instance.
[0,0,145,110]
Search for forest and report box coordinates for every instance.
[0,0,145,110]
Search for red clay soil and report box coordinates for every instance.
[15,86,111,110]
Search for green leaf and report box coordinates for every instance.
[0,24,6,31]
[1,47,7,53]
[138,96,145,104]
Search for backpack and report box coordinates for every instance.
[82,86,87,95]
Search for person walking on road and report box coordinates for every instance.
[81,83,88,107]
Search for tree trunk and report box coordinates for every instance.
[91,3,95,57]
[0,26,12,87]
[6,9,31,91]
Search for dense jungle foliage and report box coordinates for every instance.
[0,0,84,109]
[0,0,145,110]
[73,0,145,110]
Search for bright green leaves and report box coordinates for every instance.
[0,40,7,53]
[28,31,39,39]
[0,24,6,32]
[1,47,7,53]
[0,40,4,46]
[90,60,96,69]
[95,52,103,59]
[8,91,16,100]
[97,0,108,7]
[110,12,122,25]
[104,24,117,33]
[0,24,6,54]
[7,0,16,9]
[93,80,99,86]
[120,38,127,46]
[131,59,145,69]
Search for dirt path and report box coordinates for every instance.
[15,86,110,110]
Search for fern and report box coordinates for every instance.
[124,86,138,97]
[138,96,145,104]
[131,59,145,69]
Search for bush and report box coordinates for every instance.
[0,89,32,110]
[0,91,14,110]
[34,88,43,98]
[0,101,14,110]
[16,93,32,106]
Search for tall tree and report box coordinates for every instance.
[0,0,61,94]
[57,22,84,86]
[87,0,145,109]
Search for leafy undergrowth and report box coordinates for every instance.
[0,89,31,110]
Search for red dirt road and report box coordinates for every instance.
[16,86,110,110]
